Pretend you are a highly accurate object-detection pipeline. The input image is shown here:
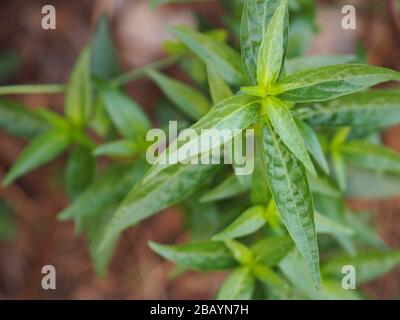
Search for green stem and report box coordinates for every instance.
[0,84,66,96]
[110,55,179,86]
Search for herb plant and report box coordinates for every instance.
[1,0,400,299]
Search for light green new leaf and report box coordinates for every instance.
[252,264,290,295]
[200,174,248,203]
[266,97,316,176]
[262,122,320,286]
[257,0,288,88]
[93,140,139,158]
[322,251,400,285]
[149,241,237,271]
[102,163,219,249]
[251,122,271,205]
[212,206,266,241]
[301,90,400,128]
[34,108,70,131]
[216,267,255,300]
[273,64,400,103]
[285,54,356,75]
[169,26,245,85]
[91,15,121,79]
[145,94,260,181]
[102,85,151,138]
[65,47,92,127]
[59,161,148,221]
[240,0,281,84]
[295,118,329,174]
[315,212,353,236]
[251,236,294,267]
[65,145,96,200]
[225,240,254,265]
[206,61,233,104]
[340,141,400,174]
[3,130,70,186]
[148,69,209,121]
[0,99,48,138]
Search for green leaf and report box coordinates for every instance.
[148,69,209,121]
[206,61,233,104]
[285,54,356,74]
[265,97,316,176]
[91,14,121,79]
[34,108,70,131]
[65,145,96,200]
[102,164,219,249]
[308,175,341,197]
[0,99,48,138]
[58,161,148,221]
[280,251,361,300]
[252,264,290,295]
[295,118,329,174]
[149,241,237,271]
[216,267,255,300]
[225,240,254,265]
[3,130,70,186]
[102,85,151,138]
[240,0,281,84]
[273,64,400,103]
[340,141,400,174]
[93,140,139,158]
[251,122,271,205]
[212,206,266,241]
[65,46,92,127]
[200,174,248,203]
[262,122,320,286]
[145,94,260,181]
[300,90,400,128]
[322,251,400,285]
[250,236,294,267]
[315,212,353,236]
[169,26,245,85]
[345,166,400,199]
[257,0,288,88]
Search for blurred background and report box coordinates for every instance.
[0,0,400,299]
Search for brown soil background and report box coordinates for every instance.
[0,0,399,299]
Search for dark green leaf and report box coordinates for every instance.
[262,122,320,286]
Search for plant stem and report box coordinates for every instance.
[0,84,66,96]
[110,55,179,86]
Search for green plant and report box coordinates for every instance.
[1,0,400,299]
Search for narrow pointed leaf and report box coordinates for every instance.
[262,122,320,286]
[101,164,219,249]
[266,97,316,175]
[3,130,70,186]
[225,240,254,265]
[65,47,92,127]
[0,99,48,138]
[300,90,400,128]
[145,95,260,181]
[216,267,255,300]
[251,236,294,267]
[148,69,209,121]
[169,26,245,85]
[273,64,400,103]
[102,85,151,138]
[206,61,233,104]
[315,212,353,236]
[240,0,281,84]
[93,140,139,158]
[200,174,248,203]
[322,251,400,284]
[149,241,237,271]
[257,0,288,87]
[296,118,329,174]
[212,206,266,241]
[340,141,400,174]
